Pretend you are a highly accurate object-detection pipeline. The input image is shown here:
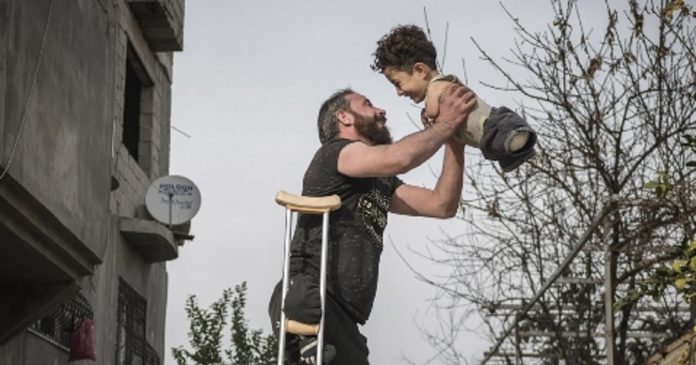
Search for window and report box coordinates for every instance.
[121,45,153,165]
[30,293,93,347]
[122,59,142,162]
[116,279,160,365]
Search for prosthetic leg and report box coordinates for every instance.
[275,191,341,365]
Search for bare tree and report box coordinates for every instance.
[410,1,696,364]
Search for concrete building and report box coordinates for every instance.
[0,0,188,363]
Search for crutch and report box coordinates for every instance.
[275,190,341,365]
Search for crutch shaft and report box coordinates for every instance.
[317,211,330,365]
[275,191,340,365]
[277,208,293,365]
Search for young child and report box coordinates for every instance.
[371,24,537,172]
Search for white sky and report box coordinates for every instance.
[165,1,607,364]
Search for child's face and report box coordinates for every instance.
[383,65,430,103]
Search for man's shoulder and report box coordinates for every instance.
[316,138,360,155]
[307,139,358,170]
[302,139,360,196]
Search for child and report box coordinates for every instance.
[371,24,537,172]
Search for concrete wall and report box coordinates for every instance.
[0,331,70,365]
[2,0,113,258]
[0,0,183,363]
[84,216,168,364]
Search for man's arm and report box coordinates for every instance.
[337,85,475,178]
[388,141,465,218]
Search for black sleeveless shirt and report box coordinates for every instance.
[289,139,403,324]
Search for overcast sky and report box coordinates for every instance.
[164,1,606,364]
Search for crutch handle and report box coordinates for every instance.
[275,191,341,214]
[286,319,319,335]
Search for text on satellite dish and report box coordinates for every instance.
[158,183,194,196]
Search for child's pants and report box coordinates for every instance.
[480,106,537,172]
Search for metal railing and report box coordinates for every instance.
[480,195,619,365]
[30,292,94,348]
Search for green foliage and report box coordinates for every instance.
[663,0,687,19]
[172,282,277,365]
[615,239,696,311]
[617,132,696,311]
[643,171,672,198]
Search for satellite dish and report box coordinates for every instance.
[145,175,201,226]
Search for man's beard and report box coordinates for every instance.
[351,111,393,145]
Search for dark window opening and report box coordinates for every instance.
[123,60,142,162]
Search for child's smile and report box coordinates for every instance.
[383,66,429,103]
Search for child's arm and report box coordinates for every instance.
[424,79,457,121]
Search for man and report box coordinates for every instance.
[269,85,476,364]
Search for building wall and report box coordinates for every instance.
[1,0,113,259]
[0,331,71,365]
[0,0,184,363]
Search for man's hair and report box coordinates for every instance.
[371,24,437,73]
[317,88,354,144]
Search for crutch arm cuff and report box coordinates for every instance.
[275,190,341,214]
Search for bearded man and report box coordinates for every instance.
[269,85,475,365]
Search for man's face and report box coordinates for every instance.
[345,94,392,145]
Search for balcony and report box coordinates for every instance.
[119,216,178,262]
[127,0,185,52]
[0,176,100,344]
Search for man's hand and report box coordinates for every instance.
[435,85,477,134]
[420,110,469,147]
